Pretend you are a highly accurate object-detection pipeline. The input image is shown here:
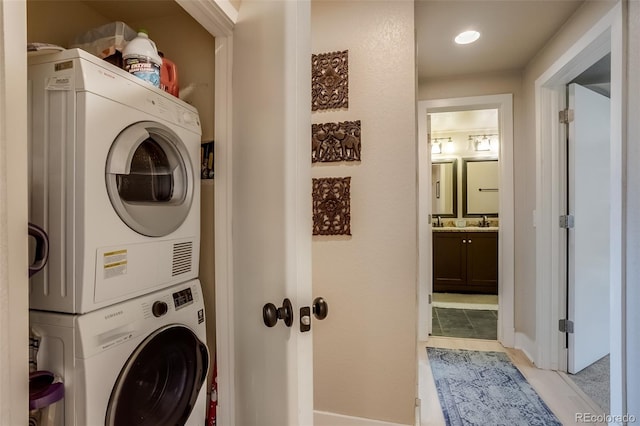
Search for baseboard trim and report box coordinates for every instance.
[313,411,410,426]
[515,332,537,365]
[433,301,498,310]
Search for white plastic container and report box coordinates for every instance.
[122,30,161,88]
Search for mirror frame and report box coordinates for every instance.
[432,159,457,218]
[462,157,499,218]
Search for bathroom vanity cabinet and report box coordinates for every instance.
[433,230,498,294]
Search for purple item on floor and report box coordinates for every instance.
[29,370,64,410]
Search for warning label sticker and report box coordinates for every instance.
[46,76,72,91]
[104,250,127,279]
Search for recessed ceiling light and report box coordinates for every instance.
[455,30,480,45]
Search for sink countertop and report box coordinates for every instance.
[433,226,499,232]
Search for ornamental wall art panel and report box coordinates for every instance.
[312,50,349,111]
[312,177,351,236]
[312,120,361,163]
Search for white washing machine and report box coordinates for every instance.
[30,279,209,426]
[28,48,202,313]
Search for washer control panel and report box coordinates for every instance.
[152,301,168,317]
[172,287,194,310]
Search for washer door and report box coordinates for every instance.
[105,325,209,426]
[106,121,194,237]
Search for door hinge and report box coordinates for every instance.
[415,397,421,407]
[559,214,575,229]
[428,294,432,304]
[559,109,574,124]
[559,319,574,333]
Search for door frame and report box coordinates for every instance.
[174,1,236,424]
[533,0,624,416]
[0,1,29,424]
[417,94,515,346]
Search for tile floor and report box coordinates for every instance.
[431,307,497,340]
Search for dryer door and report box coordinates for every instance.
[106,121,194,237]
[105,325,209,426]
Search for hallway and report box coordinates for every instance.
[419,337,606,425]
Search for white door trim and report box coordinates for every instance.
[417,94,515,347]
[0,1,29,424]
[212,34,235,426]
[533,1,624,417]
[175,2,236,425]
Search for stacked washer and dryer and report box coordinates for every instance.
[28,48,209,426]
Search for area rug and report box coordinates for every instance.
[427,348,561,426]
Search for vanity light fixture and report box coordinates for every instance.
[444,137,455,154]
[469,134,498,152]
[455,30,480,45]
[477,135,491,151]
[431,137,452,155]
[431,139,442,155]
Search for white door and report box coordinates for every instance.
[567,83,610,374]
[231,1,313,425]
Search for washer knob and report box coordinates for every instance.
[152,301,168,317]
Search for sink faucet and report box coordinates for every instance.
[435,215,442,227]
[480,215,489,227]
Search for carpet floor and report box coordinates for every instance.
[569,354,610,413]
[427,347,562,426]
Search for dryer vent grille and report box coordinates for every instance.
[172,242,193,276]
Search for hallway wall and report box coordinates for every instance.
[311,1,417,424]
[519,0,617,356]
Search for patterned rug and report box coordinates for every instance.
[427,348,561,426]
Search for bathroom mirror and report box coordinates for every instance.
[432,159,457,217]
[463,158,499,217]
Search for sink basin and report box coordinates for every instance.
[433,226,499,232]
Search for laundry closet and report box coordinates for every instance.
[26,1,217,423]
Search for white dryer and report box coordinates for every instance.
[28,48,202,313]
[30,279,209,426]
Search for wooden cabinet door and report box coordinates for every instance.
[466,232,498,294]
[433,232,467,292]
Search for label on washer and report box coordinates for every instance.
[103,250,128,279]
[101,333,134,351]
[45,76,72,91]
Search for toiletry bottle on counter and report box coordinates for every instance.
[122,30,161,88]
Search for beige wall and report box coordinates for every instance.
[418,70,522,101]
[311,1,417,424]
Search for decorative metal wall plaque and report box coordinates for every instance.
[312,177,351,236]
[312,120,361,163]
[312,50,349,111]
